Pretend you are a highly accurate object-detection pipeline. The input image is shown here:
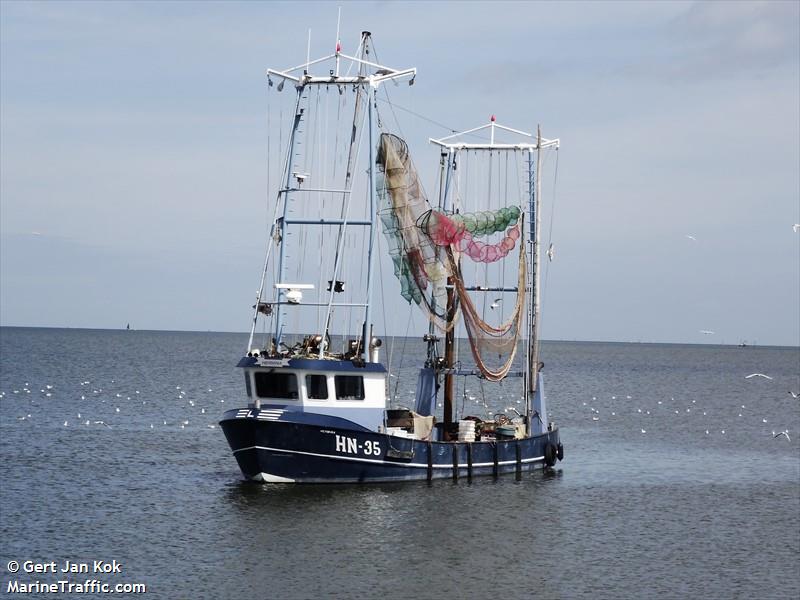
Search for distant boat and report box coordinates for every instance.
[218,30,564,483]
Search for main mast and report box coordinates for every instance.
[526,125,558,435]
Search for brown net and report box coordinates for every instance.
[377,133,526,380]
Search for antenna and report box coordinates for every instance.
[335,7,342,76]
[306,28,311,74]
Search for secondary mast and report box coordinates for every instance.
[430,119,558,432]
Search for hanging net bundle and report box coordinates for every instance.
[446,241,526,381]
[377,134,453,329]
[377,132,527,380]
[416,208,521,263]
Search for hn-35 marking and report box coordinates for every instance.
[335,434,380,456]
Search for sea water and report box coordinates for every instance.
[1,327,798,598]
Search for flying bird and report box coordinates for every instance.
[546,243,555,261]
[745,373,773,380]
[489,298,502,310]
[773,430,791,442]
[699,330,714,335]
[685,234,697,242]
[788,391,799,399]
[793,224,799,233]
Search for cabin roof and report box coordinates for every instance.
[237,356,387,373]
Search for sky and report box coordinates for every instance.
[1,0,798,347]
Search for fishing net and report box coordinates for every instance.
[377,134,453,329]
[377,133,526,379]
[417,208,521,263]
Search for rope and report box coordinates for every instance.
[539,147,560,341]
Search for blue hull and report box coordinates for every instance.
[220,408,562,483]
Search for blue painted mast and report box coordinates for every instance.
[362,75,377,359]
[273,102,304,348]
[525,142,538,434]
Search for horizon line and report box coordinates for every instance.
[0,324,796,350]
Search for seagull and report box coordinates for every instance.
[685,234,697,242]
[546,243,555,261]
[641,429,646,434]
[773,430,791,441]
[699,330,714,335]
[489,298,502,310]
[788,391,799,399]
[793,224,800,233]
[745,373,773,380]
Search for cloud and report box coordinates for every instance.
[640,1,800,82]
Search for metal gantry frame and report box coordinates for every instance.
[250,31,416,358]
[429,118,559,433]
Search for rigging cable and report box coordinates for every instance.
[391,304,415,407]
[248,84,302,352]
[539,147,560,337]
[320,90,370,348]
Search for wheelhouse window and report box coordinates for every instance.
[305,374,328,400]
[255,371,299,399]
[334,375,364,400]
[244,372,252,397]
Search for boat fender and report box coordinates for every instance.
[544,443,557,467]
[556,442,564,462]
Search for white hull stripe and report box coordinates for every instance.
[235,409,285,420]
[233,445,544,469]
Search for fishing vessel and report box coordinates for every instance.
[220,31,563,483]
